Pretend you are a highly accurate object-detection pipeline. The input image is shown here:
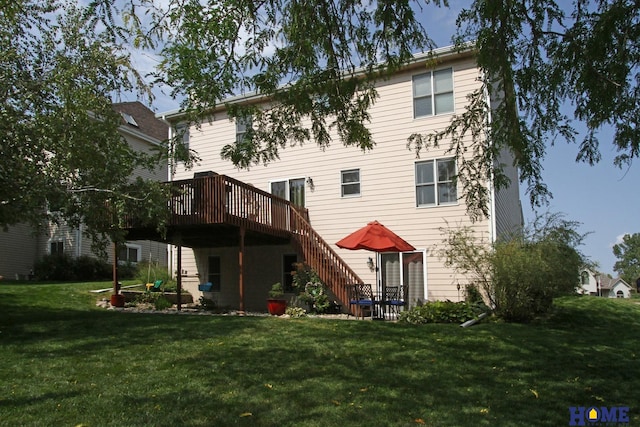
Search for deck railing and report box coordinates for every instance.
[290,207,363,314]
[149,174,308,236]
[126,174,360,314]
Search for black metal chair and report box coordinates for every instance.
[348,283,376,319]
[383,286,405,320]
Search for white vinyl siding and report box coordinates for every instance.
[170,53,517,304]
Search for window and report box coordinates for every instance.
[236,116,252,143]
[208,256,221,292]
[415,158,457,206]
[118,244,141,264]
[341,169,360,197]
[616,290,624,298]
[120,112,139,127]
[50,241,64,255]
[581,271,590,285]
[271,178,305,207]
[413,68,454,118]
[175,124,190,151]
[283,254,298,293]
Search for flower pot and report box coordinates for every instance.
[110,294,125,307]
[267,299,287,316]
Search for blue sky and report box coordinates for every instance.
[137,1,637,275]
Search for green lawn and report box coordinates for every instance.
[0,282,638,426]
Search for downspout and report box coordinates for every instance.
[161,115,174,281]
[482,73,498,243]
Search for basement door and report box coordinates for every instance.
[380,251,426,308]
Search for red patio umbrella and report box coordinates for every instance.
[336,220,415,253]
[336,220,415,319]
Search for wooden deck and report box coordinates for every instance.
[123,174,363,314]
[124,174,307,247]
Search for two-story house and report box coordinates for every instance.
[0,102,168,280]
[128,45,523,313]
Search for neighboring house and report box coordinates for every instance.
[0,102,169,280]
[579,269,633,298]
[127,45,524,313]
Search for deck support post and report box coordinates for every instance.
[176,242,182,311]
[239,227,245,314]
[112,240,118,295]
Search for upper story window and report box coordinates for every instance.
[413,68,454,118]
[341,169,360,197]
[580,271,590,285]
[236,116,253,143]
[271,178,305,207]
[415,158,457,206]
[175,124,190,151]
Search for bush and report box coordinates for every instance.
[34,253,143,282]
[440,213,587,323]
[73,256,112,281]
[398,301,476,324]
[34,254,75,281]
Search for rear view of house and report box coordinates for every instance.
[128,45,523,313]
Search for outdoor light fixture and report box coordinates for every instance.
[367,257,375,271]
[306,177,315,190]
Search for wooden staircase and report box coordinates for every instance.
[289,207,363,314]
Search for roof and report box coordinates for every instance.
[113,102,169,142]
[598,275,631,290]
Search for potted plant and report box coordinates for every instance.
[267,282,287,315]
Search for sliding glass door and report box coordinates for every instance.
[380,251,426,308]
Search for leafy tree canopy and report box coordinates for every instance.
[4,0,639,240]
[127,0,637,218]
[613,233,640,285]
[1,0,171,253]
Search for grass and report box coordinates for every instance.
[0,282,639,426]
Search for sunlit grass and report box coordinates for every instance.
[1,282,639,426]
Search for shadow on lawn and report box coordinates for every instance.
[1,285,639,426]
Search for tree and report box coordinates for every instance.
[613,233,640,285]
[1,0,171,254]
[5,0,639,235]
[125,0,638,218]
[441,213,587,322]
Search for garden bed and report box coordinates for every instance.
[121,290,193,304]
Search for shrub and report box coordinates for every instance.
[398,301,476,324]
[298,281,331,313]
[135,261,172,285]
[440,213,587,322]
[285,306,307,318]
[154,295,173,310]
[291,263,331,313]
[73,256,112,281]
[34,254,75,281]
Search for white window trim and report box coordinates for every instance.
[269,177,307,200]
[415,157,458,207]
[412,67,455,119]
[118,243,142,264]
[340,168,361,198]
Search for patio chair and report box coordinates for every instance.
[383,286,405,320]
[348,283,376,320]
